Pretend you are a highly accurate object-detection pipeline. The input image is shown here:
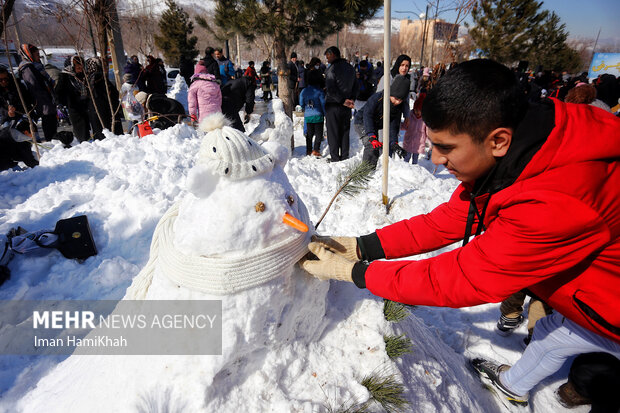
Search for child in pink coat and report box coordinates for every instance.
[402,91,429,164]
[188,62,222,122]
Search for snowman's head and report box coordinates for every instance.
[179,113,310,256]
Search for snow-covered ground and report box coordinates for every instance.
[0,78,587,412]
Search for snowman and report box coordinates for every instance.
[18,113,330,412]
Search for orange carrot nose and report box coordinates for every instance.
[283,212,308,232]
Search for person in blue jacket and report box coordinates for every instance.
[299,70,326,156]
[353,75,410,168]
[214,48,236,86]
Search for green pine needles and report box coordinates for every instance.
[315,161,375,230]
[384,334,413,359]
[361,372,409,412]
[154,0,199,68]
[383,299,409,323]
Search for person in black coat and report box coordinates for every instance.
[198,47,222,84]
[288,52,299,105]
[179,55,194,86]
[85,58,123,138]
[0,118,38,171]
[135,91,185,130]
[220,76,255,132]
[0,67,31,124]
[143,56,167,94]
[55,56,91,142]
[17,44,57,141]
[125,55,146,91]
[324,46,358,162]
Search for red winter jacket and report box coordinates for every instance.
[365,99,620,344]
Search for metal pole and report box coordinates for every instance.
[420,4,429,67]
[381,0,391,207]
[587,27,602,72]
[429,0,439,67]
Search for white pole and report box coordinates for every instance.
[381,0,391,206]
[236,33,241,67]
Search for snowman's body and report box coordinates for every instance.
[18,114,330,412]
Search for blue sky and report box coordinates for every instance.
[383,0,620,41]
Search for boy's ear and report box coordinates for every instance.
[487,127,512,157]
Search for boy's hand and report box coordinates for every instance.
[312,235,359,261]
[299,242,355,282]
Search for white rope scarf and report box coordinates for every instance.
[125,201,311,299]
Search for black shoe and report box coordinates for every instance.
[471,358,529,406]
[496,314,524,336]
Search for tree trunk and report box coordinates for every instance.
[0,0,15,37]
[274,35,294,151]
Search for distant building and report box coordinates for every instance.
[399,18,460,66]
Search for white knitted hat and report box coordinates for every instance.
[198,112,275,180]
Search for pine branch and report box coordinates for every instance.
[315,161,374,230]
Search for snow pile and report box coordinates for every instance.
[0,75,584,412]
[167,74,188,112]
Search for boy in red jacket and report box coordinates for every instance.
[301,59,620,407]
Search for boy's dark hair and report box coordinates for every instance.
[307,70,323,87]
[0,67,9,76]
[422,59,526,143]
[248,61,254,66]
[205,47,215,56]
[215,47,223,53]
[324,46,340,58]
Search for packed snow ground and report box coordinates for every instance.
[0,77,588,412]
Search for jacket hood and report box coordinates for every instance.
[516,99,620,184]
[473,98,620,197]
[191,72,216,82]
[19,44,37,63]
[390,54,411,78]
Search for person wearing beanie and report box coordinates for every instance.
[17,44,57,141]
[188,62,222,122]
[352,74,410,167]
